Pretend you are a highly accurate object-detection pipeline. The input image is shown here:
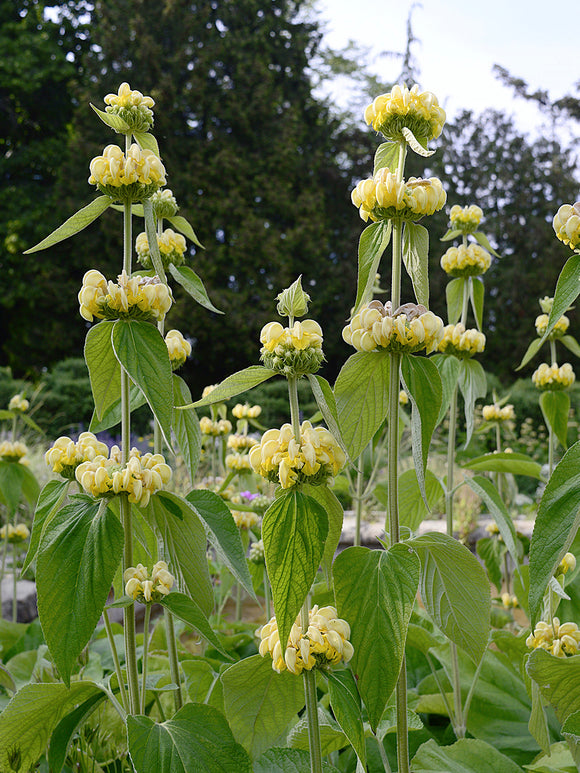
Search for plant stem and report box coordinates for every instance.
[446,384,459,538]
[263,565,271,620]
[140,604,152,714]
[235,582,242,621]
[451,641,465,738]
[103,608,128,714]
[11,543,17,623]
[354,458,364,547]
[288,376,301,440]
[165,609,184,711]
[375,733,393,773]
[301,600,323,773]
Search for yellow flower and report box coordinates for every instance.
[526,617,580,657]
[449,204,483,232]
[78,269,173,322]
[558,552,577,574]
[364,84,446,143]
[437,323,486,358]
[553,203,580,250]
[200,417,232,436]
[342,301,444,355]
[535,313,569,338]
[0,523,30,543]
[232,403,262,419]
[135,228,187,270]
[226,453,252,472]
[501,593,518,609]
[88,143,166,203]
[103,82,155,133]
[231,510,259,529]
[482,404,515,422]
[258,605,354,675]
[532,362,575,391]
[485,521,500,536]
[249,420,345,489]
[124,560,175,603]
[45,432,109,479]
[260,319,324,376]
[351,169,446,223]
[399,390,409,406]
[227,434,258,451]
[0,441,28,462]
[165,329,192,369]
[8,394,29,412]
[440,244,491,277]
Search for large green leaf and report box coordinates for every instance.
[253,748,340,772]
[476,537,504,592]
[524,741,578,772]
[430,353,461,427]
[262,490,328,653]
[112,320,173,447]
[400,354,442,500]
[402,222,429,306]
[168,263,223,314]
[22,479,70,577]
[222,654,305,759]
[167,214,204,248]
[159,592,225,655]
[540,390,570,450]
[48,689,107,772]
[373,141,399,174]
[306,374,346,457]
[0,460,38,513]
[463,451,543,478]
[544,254,580,343]
[127,703,251,773]
[24,196,111,253]
[172,375,201,485]
[327,669,366,767]
[464,475,520,573]
[84,320,119,420]
[528,649,580,731]
[411,532,491,663]
[151,492,213,616]
[412,738,523,772]
[133,130,160,156]
[381,468,445,532]
[0,682,105,772]
[36,496,123,685]
[334,351,390,460]
[529,441,580,625]
[187,365,277,408]
[353,220,392,313]
[333,544,420,730]
[288,707,348,755]
[458,357,487,447]
[302,484,343,585]
[446,277,465,325]
[186,488,255,597]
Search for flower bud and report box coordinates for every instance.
[276,276,311,318]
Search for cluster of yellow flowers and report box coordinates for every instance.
[231,510,260,529]
[526,618,580,657]
[46,432,109,479]
[342,301,444,355]
[364,84,446,142]
[78,269,173,323]
[399,390,409,406]
[535,313,570,338]
[482,404,515,422]
[135,229,187,270]
[232,404,262,419]
[0,441,28,462]
[8,394,29,412]
[227,434,258,451]
[151,189,179,219]
[200,417,232,436]
[249,420,345,489]
[500,593,518,609]
[485,521,500,536]
[259,605,354,675]
[553,203,580,250]
[76,447,172,507]
[559,552,577,574]
[351,169,446,223]
[532,362,576,391]
[0,523,30,543]
[440,244,491,277]
[437,324,486,358]
[449,204,483,232]
[124,561,175,603]
[88,143,166,202]
[165,329,191,369]
[104,82,155,133]
[249,538,265,564]
[260,320,324,376]
[226,453,252,472]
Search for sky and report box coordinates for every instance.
[315,0,579,136]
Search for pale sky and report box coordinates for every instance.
[315,0,579,135]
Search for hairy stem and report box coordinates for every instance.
[140,604,152,714]
[103,609,128,714]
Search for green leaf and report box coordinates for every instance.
[563,709,580,743]
[327,669,367,767]
[127,703,251,773]
[89,383,147,433]
[529,675,551,756]
[22,479,70,577]
[151,492,213,616]
[529,441,580,624]
[84,320,119,420]
[392,468,445,532]
[167,215,204,248]
[334,351,390,460]
[159,592,225,655]
[0,682,105,772]
[400,354,442,500]
[306,374,346,456]
[476,537,504,591]
[48,690,107,773]
[527,649,580,729]
[187,365,277,408]
[0,461,38,513]
[472,230,501,257]
[186,488,255,597]
[463,451,543,478]
[133,130,160,156]
[402,222,429,306]
[411,532,491,662]
[24,196,111,253]
[333,544,420,730]
[470,276,485,330]
[142,197,167,283]
[288,707,349,755]
[353,220,392,313]
[446,277,465,325]
[253,748,340,773]
[402,126,434,156]
[172,375,202,484]
[440,228,463,242]
[464,476,520,574]
[222,654,305,759]
[302,484,343,586]
[112,319,173,448]
[543,254,580,343]
[458,358,487,447]
[517,338,544,371]
[262,490,328,653]
[36,497,123,685]
[560,334,580,358]
[412,738,523,772]
[430,353,461,427]
[373,141,400,174]
[540,390,570,449]
[524,741,578,772]
[168,263,223,314]
[90,103,130,133]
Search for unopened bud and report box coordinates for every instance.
[276,276,310,318]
